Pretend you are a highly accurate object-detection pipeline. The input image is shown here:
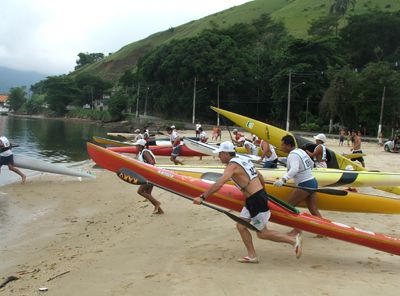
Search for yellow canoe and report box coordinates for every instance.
[157,166,400,214]
[211,106,400,195]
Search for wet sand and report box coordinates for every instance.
[0,131,399,296]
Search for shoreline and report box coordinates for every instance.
[0,133,399,295]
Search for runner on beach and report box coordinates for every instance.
[0,136,26,184]
[193,141,303,263]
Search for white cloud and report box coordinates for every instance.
[0,0,251,75]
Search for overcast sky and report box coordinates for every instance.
[0,0,251,75]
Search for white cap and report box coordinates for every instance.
[232,128,238,133]
[213,141,236,154]
[238,137,246,142]
[134,139,147,147]
[171,125,176,129]
[134,128,141,133]
[313,133,326,143]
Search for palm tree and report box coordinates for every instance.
[330,0,356,16]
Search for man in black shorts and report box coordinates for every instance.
[193,141,302,263]
[0,136,26,183]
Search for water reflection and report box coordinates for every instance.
[0,116,107,163]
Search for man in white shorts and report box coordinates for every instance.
[193,141,303,263]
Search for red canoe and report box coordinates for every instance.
[87,143,400,256]
[107,145,207,157]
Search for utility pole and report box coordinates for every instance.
[306,97,309,124]
[135,83,140,118]
[377,86,386,138]
[144,87,149,116]
[217,83,220,126]
[192,76,196,124]
[286,70,292,131]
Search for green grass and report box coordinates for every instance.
[74,0,400,82]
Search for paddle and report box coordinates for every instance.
[264,180,349,196]
[200,172,348,197]
[199,172,299,214]
[116,168,260,232]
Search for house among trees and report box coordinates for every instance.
[0,94,10,114]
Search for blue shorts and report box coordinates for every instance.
[0,155,14,167]
[263,159,278,168]
[298,178,318,189]
[171,146,181,157]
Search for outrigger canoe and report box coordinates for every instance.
[14,155,95,178]
[211,106,400,195]
[87,143,400,256]
[93,136,171,147]
[107,145,207,157]
[155,165,400,214]
[183,138,400,188]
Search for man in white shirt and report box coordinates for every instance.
[166,126,184,165]
[274,135,322,235]
[0,136,26,184]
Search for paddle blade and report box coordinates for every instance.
[116,168,147,185]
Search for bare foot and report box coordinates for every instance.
[21,175,26,184]
[287,229,300,237]
[153,205,164,214]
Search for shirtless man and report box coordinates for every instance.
[193,141,303,263]
[350,130,365,167]
[306,133,327,168]
[256,139,278,168]
[135,139,163,214]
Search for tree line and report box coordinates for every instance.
[10,9,400,136]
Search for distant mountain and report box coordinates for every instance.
[0,66,47,93]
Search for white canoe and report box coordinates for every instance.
[183,137,260,162]
[14,155,95,179]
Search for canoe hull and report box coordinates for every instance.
[87,143,400,256]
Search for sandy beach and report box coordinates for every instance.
[1,131,399,296]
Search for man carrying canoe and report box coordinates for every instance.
[306,133,327,168]
[135,139,163,214]
[0,136,26,184]
[166,126,184,165]
[274,135,322,235]
[193,141,303,263]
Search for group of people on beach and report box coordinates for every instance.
[130,122,372,263]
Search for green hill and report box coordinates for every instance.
[75,0,400,81]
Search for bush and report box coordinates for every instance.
[299,122,320,131]
[67,108,111,121]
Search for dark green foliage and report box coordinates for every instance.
[330,0,356,16]
[340,12,400,67]
[22,94,45,114]
[43,75,79,115]
[8,87,27,111]
[75,73,113,107]
[67,108,111,121]
[108,91,129,120]
[308,15,340,36]
[75,52,105,70]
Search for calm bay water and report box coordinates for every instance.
[0,115,108,247]
[0,115,108,184]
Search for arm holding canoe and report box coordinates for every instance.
[193,163,236,204]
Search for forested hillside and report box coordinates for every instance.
[27,0,400,136]
[75,0,400,81]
